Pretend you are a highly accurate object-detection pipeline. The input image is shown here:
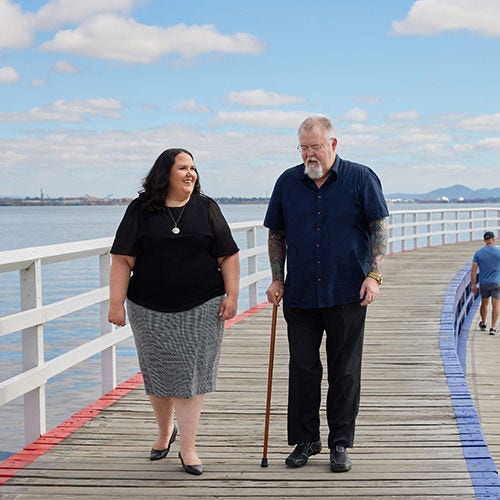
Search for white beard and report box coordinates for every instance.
[304,159,324,180]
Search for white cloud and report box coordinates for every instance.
[0,117,497,198]
[214,110,309,128]
[173,99,210,113]
[0,125,298,197]
[341,107,368,122]
[52,60,81,74]
[343,123,368,134]
[0,66,20,83]
[30,79,46,88]
[0,0,139,50]
[40,14,265,63]
[392,0,500,37]
[388,110,419,120]
[0,0,34,48]
[455,136,500,151]
[459,113,500,131]
[227,89,305,107]
[355,96,382,105]
[0,98,124,122]
[33,0,137,30]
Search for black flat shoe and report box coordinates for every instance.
[149,424,178,461]
[178,452,204,476]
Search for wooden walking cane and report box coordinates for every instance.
[261,293,279,467]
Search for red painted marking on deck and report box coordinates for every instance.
[0,372,144,485]
[0,302,271,485]
[224,301,271,328]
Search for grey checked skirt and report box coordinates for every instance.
[127,295,225,399]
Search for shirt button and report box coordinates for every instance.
[317,211,321,215]
[316,244,320,247]
[317,260,321,264]
[317,277,322,282]
[316,227,320,231]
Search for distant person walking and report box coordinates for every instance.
[471,231,500,335]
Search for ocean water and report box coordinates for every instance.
[0,203,269,458]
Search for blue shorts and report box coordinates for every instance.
[479,283,500,300]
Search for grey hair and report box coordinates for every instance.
[298,115,335,140]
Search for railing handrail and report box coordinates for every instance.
[0,237,112,273]
[1,207,499,447]
[389,206,498,214]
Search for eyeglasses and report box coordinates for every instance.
[296,142,330,153]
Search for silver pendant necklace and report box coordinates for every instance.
[166,205,186,234]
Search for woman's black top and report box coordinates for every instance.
[110,194,239,312]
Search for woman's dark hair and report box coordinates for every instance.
[138,148,201,211]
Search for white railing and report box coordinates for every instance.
[0,221,270,446]
[387,206,500,254]
[1,207,499,447]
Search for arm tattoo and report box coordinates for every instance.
[268,229,286,282]
[369,218,387,274]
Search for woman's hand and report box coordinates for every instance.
[219,295,238,321]
[108,302,126,326]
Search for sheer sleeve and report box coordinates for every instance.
[207,198,239,257]
[110,198,141,256]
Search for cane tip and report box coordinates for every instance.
[260,458,268,468]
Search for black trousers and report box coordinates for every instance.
[283,303,366,449]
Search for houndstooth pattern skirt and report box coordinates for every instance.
[127,295,225,399]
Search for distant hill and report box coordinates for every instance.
[387,184,500,201]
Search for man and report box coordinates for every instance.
[471,231,500,335]
[264,115,388,473]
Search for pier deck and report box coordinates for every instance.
[1,241,499,498]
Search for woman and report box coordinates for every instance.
[108,148,240,475]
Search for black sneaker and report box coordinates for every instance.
[479,321,487,331]
[285,440,322,467]
[330,445,352,472]
[490,328,497,335]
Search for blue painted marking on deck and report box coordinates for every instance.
[440,263,500,498]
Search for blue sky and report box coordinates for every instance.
[1,0,499,198]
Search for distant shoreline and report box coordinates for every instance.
[0,196,271,206]
[0,196,498,207]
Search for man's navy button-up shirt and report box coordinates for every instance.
[264,155,389,308]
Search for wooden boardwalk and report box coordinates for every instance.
[1,241,499,498]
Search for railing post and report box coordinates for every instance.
[100,252,116,394]
[426,212,432,247]
[440,211,446,245]
[20,259,46,445]
[247,226,258,308]
[401,213,407,252]
[412,212,418,250]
